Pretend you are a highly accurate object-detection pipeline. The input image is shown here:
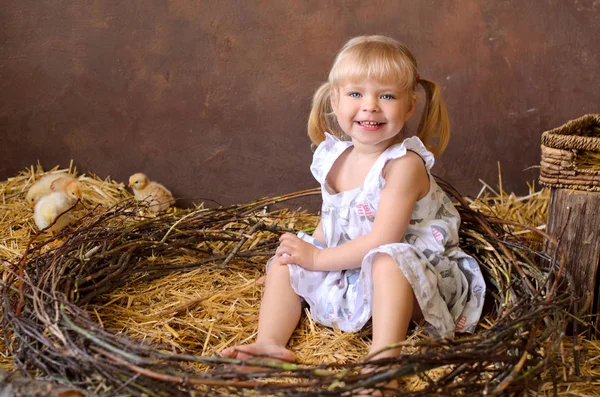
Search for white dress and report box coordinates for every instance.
[268,133,485,338]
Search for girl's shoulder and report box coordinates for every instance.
[382,148,431,201]
[364,136,434,200]
[383,136,435,172]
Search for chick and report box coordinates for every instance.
[33,178,82,234]
[128,173,175,215]
[25,173,77,207]
[50,176,82,196]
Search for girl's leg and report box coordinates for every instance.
[369,253,420,359]
[359,254,421,395]
[221,263,301,362]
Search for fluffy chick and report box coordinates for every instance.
[128,173,175,215]
[25,173,77,207]
[33,178,82,234]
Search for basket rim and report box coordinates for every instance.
[541,114,600,151]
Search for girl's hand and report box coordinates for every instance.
[276,233,321,271]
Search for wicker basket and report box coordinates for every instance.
[540,114,600,192]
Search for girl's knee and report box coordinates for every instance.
[266,262,292,282]
[371,254,422,319]
[371,253,402,276]
[371,253,412,290]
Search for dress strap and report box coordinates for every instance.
[310,133,353,185]
[364,136,436,189]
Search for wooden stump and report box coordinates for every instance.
[546,188,600,331]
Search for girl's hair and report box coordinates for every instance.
[307,35,450,157]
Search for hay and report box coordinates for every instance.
[466,163,550,241]
[0,165,598,395]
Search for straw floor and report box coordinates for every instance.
[1,164,599,395]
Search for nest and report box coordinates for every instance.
[0,165,594,396]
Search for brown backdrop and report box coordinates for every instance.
[1,1,599,209]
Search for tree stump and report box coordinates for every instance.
[540,114,600,332]
[546,189,600,329]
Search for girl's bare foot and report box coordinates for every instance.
[220,342,296,372]
[356,366,400,396]
[357,351,402,397]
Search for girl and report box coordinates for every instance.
[222,35,485,371]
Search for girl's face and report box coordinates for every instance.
[331,79,416,149]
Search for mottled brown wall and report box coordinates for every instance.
[1,0,599,208]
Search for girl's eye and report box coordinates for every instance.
[349,92,361,98]
[381,94,395,100]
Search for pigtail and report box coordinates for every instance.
[307,82,339,149]
[416,78,450,157]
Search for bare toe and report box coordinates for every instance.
[219,343,295,372]
[356,367,400,396]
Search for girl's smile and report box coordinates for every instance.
[331,79,416,149]
[356,120,385,130]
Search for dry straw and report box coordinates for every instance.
[0,165,598,396]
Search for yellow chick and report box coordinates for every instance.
[33,178,82,234]
[25,173,77,207]
[50,176,82,195]
[128,173,175,215]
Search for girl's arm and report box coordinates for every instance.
[277,151,430,271]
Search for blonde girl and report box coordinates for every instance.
[222,35,485,378]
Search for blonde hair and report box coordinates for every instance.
[307,35,450,157]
